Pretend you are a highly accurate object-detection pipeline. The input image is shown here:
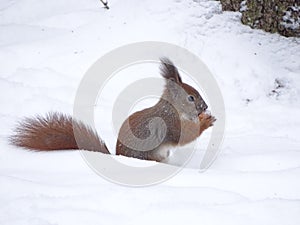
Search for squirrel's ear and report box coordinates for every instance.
[160,57,182,84]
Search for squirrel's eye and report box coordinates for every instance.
[188,95,195,102]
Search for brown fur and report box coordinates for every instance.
[10,112,109,153]
[116,58,215,161]
[10,58,215,162]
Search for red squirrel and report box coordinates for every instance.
[10,58,216,162]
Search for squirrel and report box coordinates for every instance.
[10,58,216,162]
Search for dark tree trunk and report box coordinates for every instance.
[219,0,243,11]
[218,0,300,37]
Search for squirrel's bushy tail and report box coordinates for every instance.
[10,112,110,153]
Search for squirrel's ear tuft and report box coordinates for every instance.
[160,57,182,84]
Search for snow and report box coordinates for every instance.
[1,0,300,224]
[281,5,300,30]
[240,1,247,12]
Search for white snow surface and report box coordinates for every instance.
[1,0,300,224]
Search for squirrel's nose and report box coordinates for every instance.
[196,102,208,114]
[199,102,208,110]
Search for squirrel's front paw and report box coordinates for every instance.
[199,112,216,130]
